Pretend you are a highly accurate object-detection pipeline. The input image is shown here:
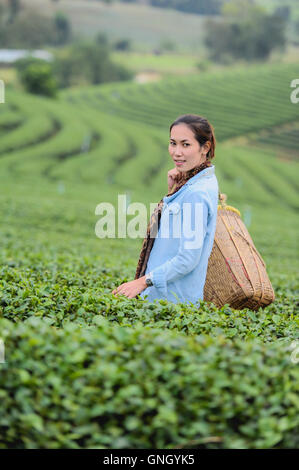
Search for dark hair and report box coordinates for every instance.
[169,114,216,161]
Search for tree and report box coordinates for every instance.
[96,32,109,47]
[150,0,221,15]
[53,12,71,45]
[113,38,131,51]
[16,59,57,97]
[0,3,4,22]
[221,0,264,20]
[53,40,133,88]
[274,6,290,22]
[158,38,176,52]
[7,0,21,24]
[0,4,6,44]
[1,9,56,48]
[204,5,287,63]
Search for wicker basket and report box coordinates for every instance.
[203,194,275,311]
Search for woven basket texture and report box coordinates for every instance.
[204,207,275,311]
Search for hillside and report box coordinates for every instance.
[17,0,209,52]
[12,0,299,49]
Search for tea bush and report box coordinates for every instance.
[0,317,298,449]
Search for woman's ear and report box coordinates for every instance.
[204,141,211,155]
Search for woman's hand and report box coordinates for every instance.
[167,167,181,192]
[112,276,147,299]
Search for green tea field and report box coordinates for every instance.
[0,62,298,448]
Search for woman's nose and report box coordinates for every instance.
[174,147,183,156]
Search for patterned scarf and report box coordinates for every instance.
[135,160,213,280]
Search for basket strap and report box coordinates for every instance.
[218,192,268,304]
[220,211,256,297]
[234,216,267,303]
[234,232,266,268]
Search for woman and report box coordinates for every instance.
[112,114,219,305]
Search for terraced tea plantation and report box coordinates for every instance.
[0,62,298,449]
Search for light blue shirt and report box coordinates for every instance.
[140,165,218,305]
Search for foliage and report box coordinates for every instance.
[53,41,133,88]
[120,0,223,15]
[53,11,72,46]
[205,7,287,62]
[0,5,71,48]
[0,8,56,48]
[0,241,298,343]
[0,61,298,448]
[16,59,57,97]
[158,39,176,53]
[113,39,132,52]
[7,0,21,24]
[0,316,298,449]
[14,40,133,93]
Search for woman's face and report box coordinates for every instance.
[169,123,210,172]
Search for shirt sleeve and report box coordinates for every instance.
[150,190,210,297]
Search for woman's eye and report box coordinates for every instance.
[169,142,190,146]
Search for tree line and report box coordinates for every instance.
[104,0,222,15]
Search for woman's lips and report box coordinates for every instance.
[175,161,185,166]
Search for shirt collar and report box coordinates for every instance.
[163,165,215,203]
[185,165,215,185]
